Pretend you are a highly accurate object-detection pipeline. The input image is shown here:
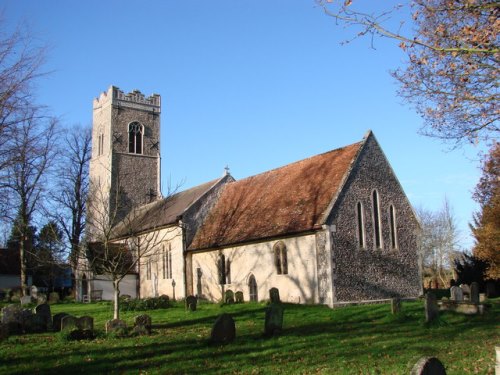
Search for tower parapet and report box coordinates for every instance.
[93,86,161,113]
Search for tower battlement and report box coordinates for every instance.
[94,86,161,112]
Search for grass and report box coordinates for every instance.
[0,298,498,374]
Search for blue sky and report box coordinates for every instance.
[4,1,484,249]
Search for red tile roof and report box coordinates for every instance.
[189,140,363,250]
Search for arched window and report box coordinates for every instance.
[217,254,226,285]
[372,190,382,249]
[248,274,258,302]
[389,205,398,249]
[128,122,143,154]
[274,241,288,275]
[356,201,365,248]
[162,244,172,279]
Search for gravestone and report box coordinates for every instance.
[391,298,401,314]
[479,293,486,303]
[450,286,463,302]
[20,296,32,306]
[424,293,439,323]
[24,314,46,333]
[133,314,152,335]
[60,315,78,332]
[105,319,128,335]
[121,294,132,301]
[235,291,244,303]
[30,285,38,300]
[269,288,280,303]
[34,303,52,330]
[53,313,69,332]
[410,356,446,375]
[185,295,197,311]
[1,304,23,334]
[49,292,60,304]
[470,282,480,304]
[460,284,471,301]
[265,303,284,336]
[37,294,47,305]
[77,316,94,331]
[224,289,235,304]
[210,313,235,345]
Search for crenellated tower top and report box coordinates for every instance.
[93,86,161,112]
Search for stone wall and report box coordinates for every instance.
[327,134,421,302]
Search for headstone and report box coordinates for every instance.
[105,319,128,335]
[185,295,197,311]
[450,286,463,302]
[410,356,446,375]
[235,291,244,303]
[224,289,235,304]
[460,284,471,300]
[49,292,60,304]
[210,313,235,344]
[37,294,47,305]
[77,316,94,331]
[470,282,480,304]
[53,313,70,332]
[479,293,486,303]
[30,285,38,299]
[269,287,280,303]
[485,281,496,298]
[61,315,78,332]
[24,314,47,333]
[20,296,32,306]
[134,314,152,335]
[34,303,52,330]
[121,294,132,301]
[1,304,23,334]
[265,303,284,336]
[424,293,439,323]
[391,298,401,314]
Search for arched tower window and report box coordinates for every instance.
[128,122,143,154]
[389,205,398,249]
[274,241,288,275]
[372,190,382,249]
[248,274,258,302]
[356,201,365,248]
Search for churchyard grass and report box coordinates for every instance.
[0,298,498,374]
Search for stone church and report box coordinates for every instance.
[80,86,422,306]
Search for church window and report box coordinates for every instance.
[217,254,226,285]
[356,201,365,248]
[274,241,288,275]
[162,244,173,279]
[248,274,258,302]
[372,190,383,249]
[389,205,398,249]
[97,133,104,156]
[128,122,143,154]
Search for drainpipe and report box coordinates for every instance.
[179,219,187,299]
[322,224,336,307]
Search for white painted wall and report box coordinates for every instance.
[93,274,137,300]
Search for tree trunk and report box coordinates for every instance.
[113,279,120,320]
[20,237,27,297]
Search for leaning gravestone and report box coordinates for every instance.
[425,293,439,323]
[265,303,284,336]
[53,313,70,332]
[450,286,463,302]
[105,319,128,335]
[20,296,32,306]
[185,295,197,311]
[470,282,480,304]
[269,288,280,303]
[460,284,471,301]
[225,289,235,304]
[77,316,94,331]
[235,291,244,303]
[1,304,23,334]
[34,303,52,331]
[133,314,152,335]
[210,313,235,345]
[391,298,401,314]
[411,356,446,375]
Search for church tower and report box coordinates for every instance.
[88,86,161,236]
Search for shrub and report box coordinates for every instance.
[120,296,170,311]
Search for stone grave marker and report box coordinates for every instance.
[235,291,244,303]
[20,296,32,306]
[210,313,235,345]
[60,315,78,332]
[265,303,284,336]
[450,286,463,302]
[34,303,52,330]
[49,292,60,304]
[133,314,152,335]
[105,319,128,335]
[410,356,446,375]
[185,295,197,311]
[37,294,47,305]
[1,304,23,334]
[224,289,235,304]
[77,316,94,331]
[425,293,439,323]
[479,293,486,303]
[53,313,69,332]
[470,282,480,304]
[269,288,280,303]
[30,285,38,300]
[460,284,471,301]
[391,298,401,314]
[24,314,47,333]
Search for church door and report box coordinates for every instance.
[248,275,258,302]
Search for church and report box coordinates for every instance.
[79,86,422,307]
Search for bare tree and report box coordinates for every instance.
[417,197,462,287]
[1,109,58,295]
[317,0,499,146]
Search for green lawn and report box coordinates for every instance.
[0,299,498,374]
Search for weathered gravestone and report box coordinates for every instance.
[185,295,197,311]
[265,303,284,336]
[425,293,439,323]
[34,303,52,331]
[60,315,78,332]
[30,285,38,300]
[20,296,32,306]
[470,282,480,304]
[49,292,60,304]
[36,294,47,305]
[269,288,280,303]
[210,313,235,345]
[225,289,235,304]
[1,304,23,334]
[460,284,471,301]
[53,313,70,332]
[450,286,463,302]
[106,319,128,336]
[133,314,152,335]
[235,291,244,303]
[410,356,446,375]
[391,298,401,314]
[78,316,94,331]
[60,315,94,340]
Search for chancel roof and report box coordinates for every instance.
[189,138,364,250]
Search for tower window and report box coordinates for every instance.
[163,244,172,279]
[389,205,398,249]
[356,201,365,248]
[372,190,382,249]
[128,122,143,154]
[274,241,288,275]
